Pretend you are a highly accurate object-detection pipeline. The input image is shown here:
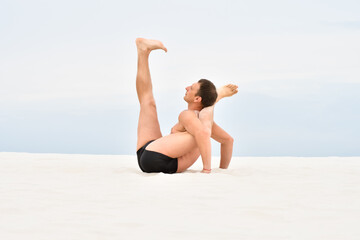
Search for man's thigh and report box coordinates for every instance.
[146,132,200,172]
[145,132,197,158]
[176,146,200,173]
[137,100,162,151]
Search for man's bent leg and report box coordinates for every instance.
[135,38,167,151]
[152,106,214,173]
[198,105,215,133]
[177,146,200,172]
[143,131,201,173]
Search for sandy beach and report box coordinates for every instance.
[1,152,359,239]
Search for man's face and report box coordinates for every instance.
[184,82,201,103]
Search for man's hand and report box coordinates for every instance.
[201,168,211,174]
[170,122,186,134]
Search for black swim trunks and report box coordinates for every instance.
[136,140,178,174]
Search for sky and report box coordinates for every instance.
[1,0,359,156]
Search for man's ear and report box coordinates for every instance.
[194,96,202,103]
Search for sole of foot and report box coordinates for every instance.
[136,38,167,53]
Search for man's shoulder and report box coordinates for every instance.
[179,109,199,117]
[178,110,198,121]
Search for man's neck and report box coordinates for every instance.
[187,102,202,111]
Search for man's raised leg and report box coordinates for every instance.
[135,38,167,151]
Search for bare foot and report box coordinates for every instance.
[136,38,167,53]
[216,84,238,103]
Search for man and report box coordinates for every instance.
[135,38,238,174]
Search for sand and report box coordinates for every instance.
[1,152,359,240]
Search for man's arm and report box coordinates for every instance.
[171,111,199,134]
[179,110,212,171]
[211,122,234,169]
[170,122,186,134]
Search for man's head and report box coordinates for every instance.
[184,79,217,109]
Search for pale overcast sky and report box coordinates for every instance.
[1,0,359,156]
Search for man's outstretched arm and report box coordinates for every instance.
[179,110,212,171]
[211,122,234,169]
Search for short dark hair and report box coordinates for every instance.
[196,79,217,108]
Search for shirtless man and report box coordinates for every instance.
[135,38,238,174]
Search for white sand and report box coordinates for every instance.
[1,153,359,240]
